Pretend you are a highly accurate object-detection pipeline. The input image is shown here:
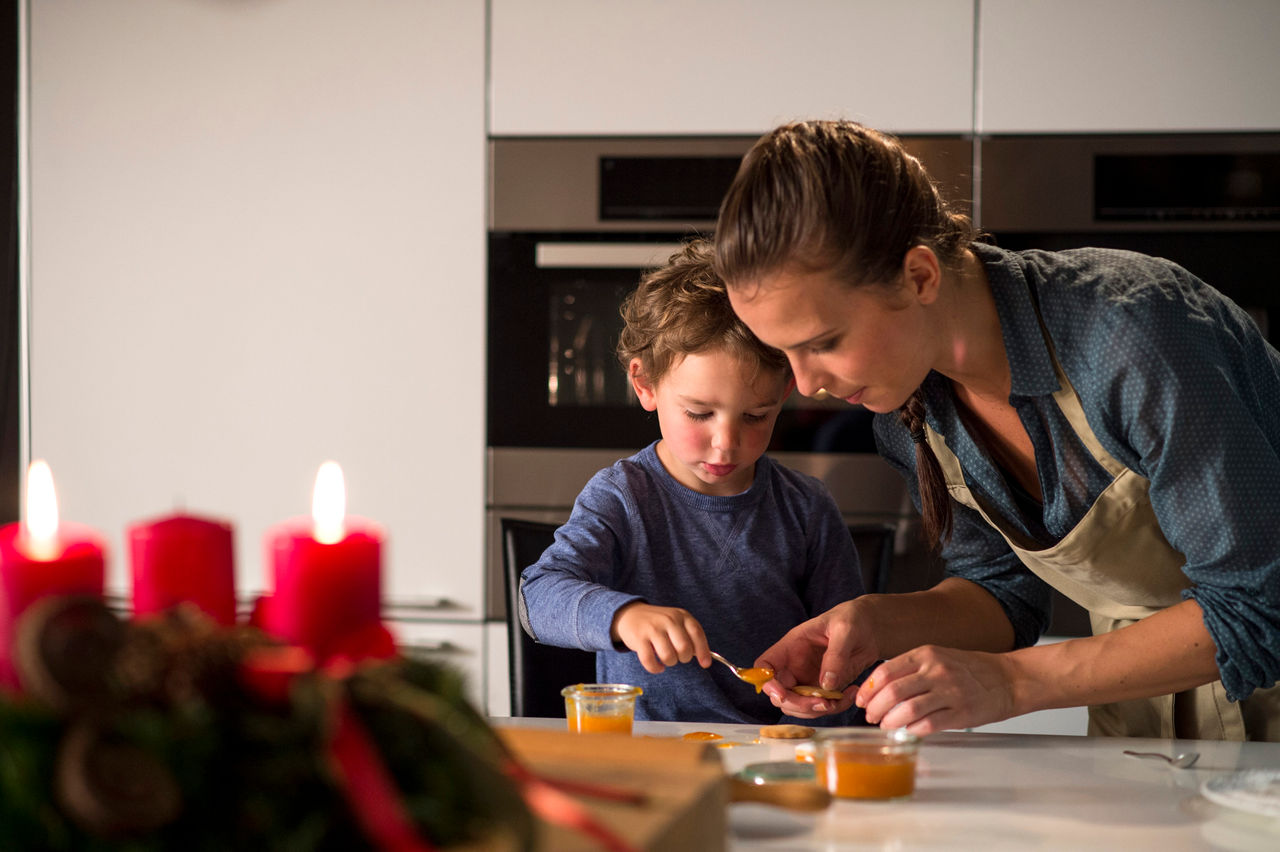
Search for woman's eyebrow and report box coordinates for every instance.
[780,328,836,350]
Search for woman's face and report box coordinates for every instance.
[727,267,934,414]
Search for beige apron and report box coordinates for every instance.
[923,354,1280,740]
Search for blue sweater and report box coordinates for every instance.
[518,443,866,724]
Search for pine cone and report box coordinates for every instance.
[14,596,126,717]
[54,719,181,837]
[116,604,272,707]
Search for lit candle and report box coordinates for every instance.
[261,462,385,661]
[128,512,236,625]
[0,461,105,690]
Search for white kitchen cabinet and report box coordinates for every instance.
[489,0,975,135]
[486,620,512,717]
[979,0,1280,133]
[28,1,488,615]
[393,620,488,711]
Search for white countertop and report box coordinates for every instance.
[494,717,1280,851]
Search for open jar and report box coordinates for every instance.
[818,728,920,800]
[561,683,643,734]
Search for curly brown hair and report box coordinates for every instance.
[616,238,790,386]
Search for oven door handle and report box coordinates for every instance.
[535,242,685,269]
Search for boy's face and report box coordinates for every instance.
[630,350,791,497]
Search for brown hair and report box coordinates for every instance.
[714,120,978,549]
[617,238,790,386]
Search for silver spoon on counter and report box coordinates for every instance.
[1123,749,1200,768]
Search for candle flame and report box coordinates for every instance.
[23,459,60,560]
[312,461,346,545]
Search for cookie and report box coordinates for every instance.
[792,684,845,700]
[759,723,815,739]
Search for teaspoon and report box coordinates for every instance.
[1123,749,1199,768]
[709,651,775,692]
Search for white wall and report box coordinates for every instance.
[28,0,487,614]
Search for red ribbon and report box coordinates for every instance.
[503,761,641,852]
[238,634,640,852]
[238,635,433,852]
[329,699,438,852]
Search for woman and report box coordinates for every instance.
[714,120,1280,740]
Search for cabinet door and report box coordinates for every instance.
[393,620,488,712]
[28,1,487,614]
[979,0,1280,132]
[486,621,512,717]
[490,0,974,135]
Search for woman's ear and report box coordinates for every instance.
[629,359,659,411]
[902,245,942,305]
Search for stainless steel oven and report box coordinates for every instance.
[484,136,973,621]
[980,133,1280,343]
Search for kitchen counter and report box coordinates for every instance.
[494,717,1280,850]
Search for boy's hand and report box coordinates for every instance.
[611,602,712,674]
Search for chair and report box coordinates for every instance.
[848,522,897,595]
[500,518,598,718]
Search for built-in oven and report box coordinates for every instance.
[980,133,1280,343]
[484,136,973,622]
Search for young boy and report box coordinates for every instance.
[518,239,865,724]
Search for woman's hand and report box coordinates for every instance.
[856,645,1017,734]
[756,599,878,717]
[611,602,712,674]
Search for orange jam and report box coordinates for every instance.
[738,667,775,693]
[569,712,635,734]
[824,752,916,799]
[561,684,642,735]
[681,731,723,741]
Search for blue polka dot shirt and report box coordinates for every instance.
[874,242,1280,701]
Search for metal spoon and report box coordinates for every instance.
[709,651,775,691]
[1123,749,1200,768]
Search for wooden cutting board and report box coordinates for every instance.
[497,727,727,852]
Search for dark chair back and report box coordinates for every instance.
[849,522,897,595]
[500,518,598,718]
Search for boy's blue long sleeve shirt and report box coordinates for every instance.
[519,443,865,724]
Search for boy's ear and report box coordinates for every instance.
[629,359,659,411]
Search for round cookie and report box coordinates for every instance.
[759,723,816,739]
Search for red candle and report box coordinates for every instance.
[128,512,236,625]
[0,461,105,690]
[261,462,385,660]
